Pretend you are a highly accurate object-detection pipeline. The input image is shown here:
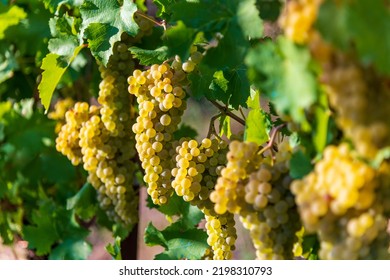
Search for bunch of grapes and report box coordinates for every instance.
[291,144,390,259]
[210,138,301,259]
[318,52,390,159]
[48,98,75,133]
[55,12,155,226]
[170,136,237,259]
[128,48,203,205]
[241,141,301,259]
[210,140,262,215]
[56,102,92,166]
[279,0,323,44]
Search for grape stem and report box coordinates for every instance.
[207,113,223,139]
[135,11,167,30]
[209,100,246,126]
[257,123,287,158]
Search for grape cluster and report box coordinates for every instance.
[319,52,390,159]
[279,0,323,44]
[204,211,236,260]
[172,138,227,206]
[210,140,262,215]
[210,139,301,259]
[291,144,390,259]
[128,48,203,205]
[56,102,92,166]
[170,137,236,259]
[48,98,75,133]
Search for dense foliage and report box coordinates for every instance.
[0,0,389,260]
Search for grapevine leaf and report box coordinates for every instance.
[173,124,198,140]
[23,201,60,256]
[129,46,169,65]
[144,222,169,249]
[237,0,263,39]
[246,37,317,130]
[317,0,390,75]
[244,109,269,146]
[154,229,208,260]
[49,239,92,260]
[163,21,196,60]
[80,0,139,65]
[208,66,250,109]
[106,236,122,260]
[48,36,80,58]
[188,63,215,100]
[313,88,330,153]
[38,45,84,111]
[289,150,313,179]
[220,115,231,139]
[246,88,260,110]
[66,182,97,220]
[209,70,229,104]
[225,66,251,109]
[0,4,27,39]
[302,234,320,260]
[0,43,18,84]
[256,0,282,21]
[153,0,175,18]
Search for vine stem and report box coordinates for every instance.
[207,113,222,139]
[135,11,167,30]
[209,100,246,126]
[257,123,287,156]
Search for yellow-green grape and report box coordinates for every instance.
[172,137,228,205]
[79,112,138,226]
[204,211,236,260]
[128,53,203,205]
[279,0,323,44]
[48,98,75,133]
[319,52,390,159]
[210,140,262,215]
[291,144,390,259]
[55,102,92,166]
[238,139,301,260]
[98,41,136,136]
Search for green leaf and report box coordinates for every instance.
[246,88,260,110]
[49,239,92,260]
[106,236,122,260]
[313,87,330,153]
[256,0,282,21]
[153,0,174,18]
[163,21,196,60]
[246,37,317,130]
[154,229,208,260]
[0,4,27,39]
[208,66,250,109]
[289,150,313,179]
[80,0,139,65]
[38,45,84,111]
[220,115,231,139]
[129,46,169,65]
[302,234,319,260]
[317,0,390,75]
[237,0,263,39]
[66,182,97,220]
[244,109,269,146]
[0,43,18,84]
[23,201,60,256]
[173,124,198,140]
[144,222,169,249]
